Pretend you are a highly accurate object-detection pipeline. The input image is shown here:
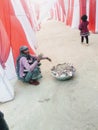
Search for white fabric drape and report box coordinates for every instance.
[71,0,80,28]
[0,66,14,103]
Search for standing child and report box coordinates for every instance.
[79,14,89,45]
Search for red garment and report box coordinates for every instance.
[79,21,89,36]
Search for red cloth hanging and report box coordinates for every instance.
[89,0,96,32]
[58,0,66,22]
[0,0,36,68]
[0,0,11,68]
[79,0,86,17]
[66,0,74,26]
[0,21,10,68]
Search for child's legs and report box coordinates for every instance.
[85,36,88,44]
[81,36,84,43]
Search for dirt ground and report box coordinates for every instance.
[0,20,98,130]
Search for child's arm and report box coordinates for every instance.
[79,23,82,30]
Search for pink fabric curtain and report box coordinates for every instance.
[58,0,66,22]
[20,0,40,31]
[20,0,33,28]
[79,0,86,17]
[0,21,10,68]
[66,0,74,26]
[49,0,66,22]
[0,0,37,67]
[0,0,11,68]
[89,0,96,32]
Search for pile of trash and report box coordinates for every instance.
[51,63,76,81]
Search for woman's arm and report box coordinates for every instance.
[20,57,39,72]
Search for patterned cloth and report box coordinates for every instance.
[79,21,89,36]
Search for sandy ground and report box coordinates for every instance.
[0,20,98,130]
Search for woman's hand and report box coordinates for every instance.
[46,57,52,62]
[37,54,43,62]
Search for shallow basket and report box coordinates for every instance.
[51,63,76,81]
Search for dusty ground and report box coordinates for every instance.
[0,20,98,130]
